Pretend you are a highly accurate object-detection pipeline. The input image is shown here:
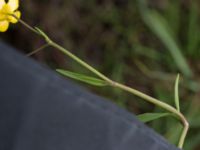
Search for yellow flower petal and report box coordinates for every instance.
[0,20,9,32]
[8,10,20,23]
[0,13,5,21]
[0,4,11,21]
[7,0,18,11]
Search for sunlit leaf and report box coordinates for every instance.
[56,69,108,86]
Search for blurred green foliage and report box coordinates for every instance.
[2,0,200,149]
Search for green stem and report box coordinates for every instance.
[17,18,189,149]
[179,121,189,148]
[27,43,50,56]
[48,40,189,149]
[49,41,112,83]
[18,18,40,35]
[112,82,188,149]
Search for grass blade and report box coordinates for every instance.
[187,2,199,56]
[137,113,171,123]
[56,69,108,86]
[138,0,193,78]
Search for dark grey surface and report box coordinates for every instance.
[0,42,179,150]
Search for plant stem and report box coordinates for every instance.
[50,40,188,150]
[48,40,189,149]
[113,81,188,148]
[179,120,189,148]
[49,42,112,83]
[27,43,50,56]
[18,18,189,149]
[17,18,40,35]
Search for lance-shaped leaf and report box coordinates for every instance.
[174,74,180,112]
[137,113,171,123]
[56,69,108,86]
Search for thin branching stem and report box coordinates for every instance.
[12,16,40,35]
[48,40,189,149]
[17,17,189,149]
[26,43,50,56]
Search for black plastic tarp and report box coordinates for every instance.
[0,42,179,150]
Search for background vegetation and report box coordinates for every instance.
[1,0,200,149]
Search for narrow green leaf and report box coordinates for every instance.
[138,0,193,78]
[56,69,107,86]
[137,113,171,123]
[174,74,180,112]
[187,2,199,55]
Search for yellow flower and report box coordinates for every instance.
[0,0,21,32]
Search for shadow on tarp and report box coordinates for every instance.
[0,42,179,150]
